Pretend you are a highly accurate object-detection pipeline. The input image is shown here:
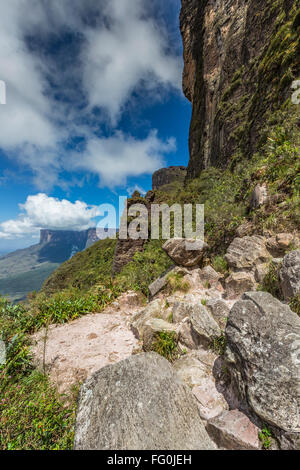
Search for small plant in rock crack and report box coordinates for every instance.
[259,425,273,450]
[289,294,300,316]
[211,335,227,356]
[166,272,190,294]
[151,331,178,362]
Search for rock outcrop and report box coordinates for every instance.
[225,235,270,272]
[225,291,300,435]
[279,250,300,300]
[152,166,187,190]
[163,238,208,267]
[74,353,216,450]
[180,0,299,176]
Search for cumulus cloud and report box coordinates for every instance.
[72,130,176,188]
[0,194,100,239]
[0,0,181,190]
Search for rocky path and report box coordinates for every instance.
[31,292,141,395]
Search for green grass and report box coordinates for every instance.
[258,262,283,300]
[0,371,75,450]
[115,240,173,296]
[259,425,273,450]
[151,331,178,362]
[0,298,76,450]
[212,256,228,274]
[289,295,300,316]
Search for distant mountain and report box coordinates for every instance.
[0,228,113,301]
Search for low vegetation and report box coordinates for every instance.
[151,331,179,363]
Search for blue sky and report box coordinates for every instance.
[0,0,191,251]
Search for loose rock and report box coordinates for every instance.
[163,238,208,267]
[206,410,260,450]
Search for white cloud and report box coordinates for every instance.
[0,0,181,190]
[0,193,100,239]
[83,0,182,121]
[72,130,176,188]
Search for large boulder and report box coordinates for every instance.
[225,291,300,434]
[279,250,300,300]
[163,238,208,267]
[225,236,270,271]
[74,353,216,450]
[172,300,221,345]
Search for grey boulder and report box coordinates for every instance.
[74,353,216,450]
[225,291,300,433]
[279,250,300,300]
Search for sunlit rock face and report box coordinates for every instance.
[180,0,297,177]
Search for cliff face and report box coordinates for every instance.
[152,166,187,190]
[181,0,299,177]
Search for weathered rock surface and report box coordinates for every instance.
[206,299,230,330]
[131,299,164,340]
[250,184,268,210]
[225,291,300,434]
[163,238,208,267]
[0,339,6,365]
[172,300,195,323]
[74,353,216,450]
[279,250,300,300]
[206,410,260,450]
[173,351,228,421]
[152,166,187,190]
[180,0,297,176]
[190,304,222,345]
[31,301,140,395]
[225,236,270,271]
[199,266,223,287]
[224,272,256,299]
